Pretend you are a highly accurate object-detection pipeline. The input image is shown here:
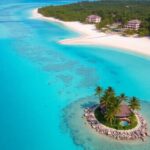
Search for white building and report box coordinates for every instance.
[86,15,101,23]
[125,19,141,30]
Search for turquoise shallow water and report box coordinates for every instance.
[0,1,150,150]
[63,97,150,150]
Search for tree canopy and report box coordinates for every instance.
[38,0,150,36]
[94,85,141,129]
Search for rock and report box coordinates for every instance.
[84,113,88,117]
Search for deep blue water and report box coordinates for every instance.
[0,1,150,150]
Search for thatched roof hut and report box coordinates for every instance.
[100,102,132,118]
[115,103,132,118]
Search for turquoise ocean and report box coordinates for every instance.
[0,1,150,150]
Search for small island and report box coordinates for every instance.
[84,86,149,141]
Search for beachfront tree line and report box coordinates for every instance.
[38,0,150,36]
[95,86,141,126]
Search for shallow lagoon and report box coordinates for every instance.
[0,1,150,150]
[63,97,150,150]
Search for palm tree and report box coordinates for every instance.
[129,97,141,111]
[103,95,121,125]
[100,87,117,111]
[100,93,110,106]
[104,108,115,125]
[95,86,103,100]
[118,93,128,103]
[106,86,115,97]
[113,98,121,115]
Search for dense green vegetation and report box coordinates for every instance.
[38,0,150,36]
[94,86,140,130]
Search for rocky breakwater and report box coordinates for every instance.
[84,105,149,141]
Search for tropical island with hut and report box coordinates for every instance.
[84,86,149,141]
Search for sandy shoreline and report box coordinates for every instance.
[31,9,150,57]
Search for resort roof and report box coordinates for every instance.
[115,103,132,118]
[127,19,141,24]
[100,102,132,118]
[87,15,101,19]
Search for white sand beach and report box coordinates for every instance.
[32,9,150,57]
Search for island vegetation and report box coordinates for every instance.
[94,86,140,130]
[38,0,150,36]
[84,85,148,140]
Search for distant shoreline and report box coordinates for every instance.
[32,8,150,57]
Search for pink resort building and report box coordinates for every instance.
[86,15,101,23]
[125,19,141,30]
